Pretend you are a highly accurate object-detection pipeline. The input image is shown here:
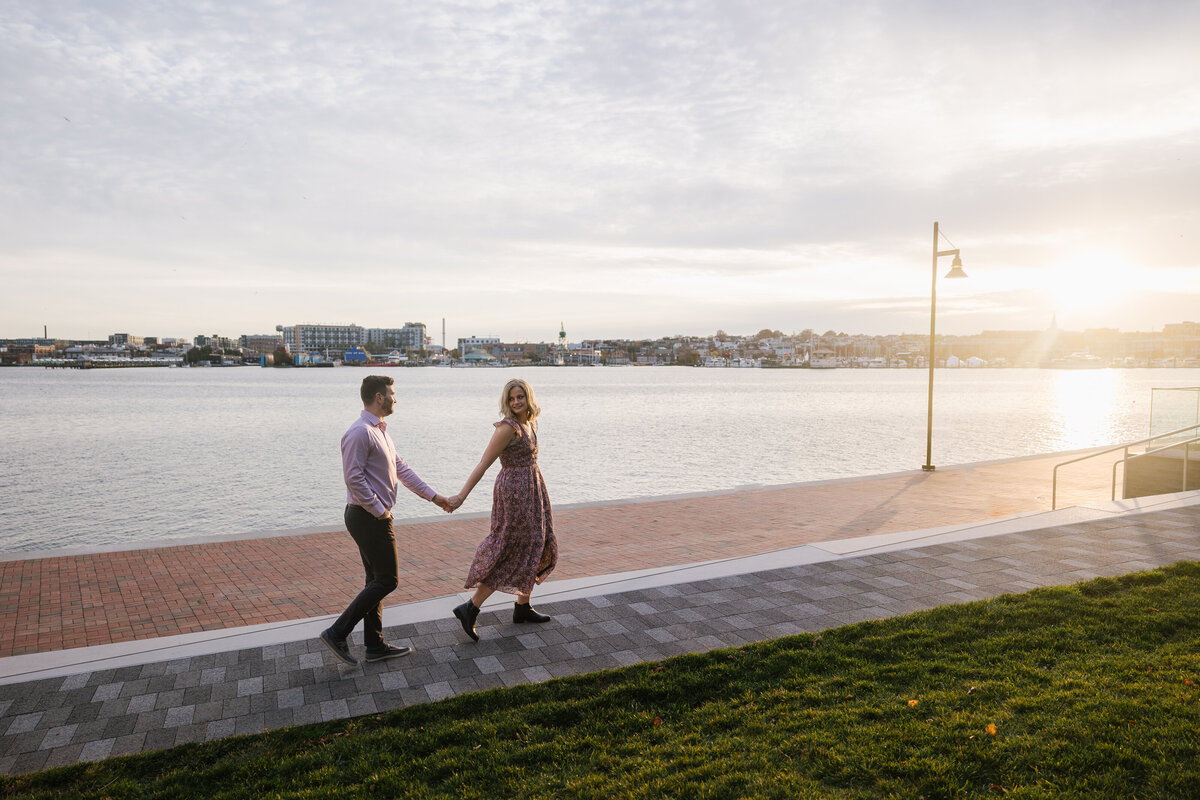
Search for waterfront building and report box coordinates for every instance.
[457,335,500,355]
[366,323,426,351]
[65,344,130,359]
[0,343,55,365]
[194,333,237,350]
[51,343,183,365]
[278,323,364,354]
[494,342,547,363]
[607,349,631,365]
[1162,322,1200,362]
[343,346,370,365]
[274,322,428,356]
[565,342,602,366]
[238,334,284,357]
[462,349,498,364]
[456,340,550,364]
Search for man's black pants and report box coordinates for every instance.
[328,504,399,649]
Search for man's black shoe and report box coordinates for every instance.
[319,628,358,666]
[365,643,413,662]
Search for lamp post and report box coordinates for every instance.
[923,221,967,471]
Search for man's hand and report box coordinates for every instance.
[447,494,465,511]
[432,494,454,513]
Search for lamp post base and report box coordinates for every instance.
[921,464,936,471]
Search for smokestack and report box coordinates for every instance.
[44,325,47,339]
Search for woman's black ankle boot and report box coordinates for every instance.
[513,602,551,624]
[453,600,480,641]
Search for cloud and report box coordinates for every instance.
[1,0,1198,341]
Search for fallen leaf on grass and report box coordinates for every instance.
[986,723,997,736]
[1185,679,1195,686]
[908,699,919,707]
[652,717,662,726]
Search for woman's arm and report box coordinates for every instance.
[449,423,517,509]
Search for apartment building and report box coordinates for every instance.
[366,323,426,351]
[457,335,501,355]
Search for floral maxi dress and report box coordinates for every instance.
[464,417,558,595]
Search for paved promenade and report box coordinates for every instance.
[6,449,1198,776]
[1,448,1118,657]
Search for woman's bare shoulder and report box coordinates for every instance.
[494,417,521,434]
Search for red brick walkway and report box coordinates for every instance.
[0,449,1119,657]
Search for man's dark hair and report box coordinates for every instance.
[360,375,394,405]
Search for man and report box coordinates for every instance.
[319,374,451,666]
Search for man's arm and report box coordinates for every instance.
[395,452,452,511]
[395,453,436,498]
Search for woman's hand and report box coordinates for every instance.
[448,494,465,511]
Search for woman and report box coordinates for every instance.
[449,378,558,641]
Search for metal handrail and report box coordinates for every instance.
[1051,422,1200,509]
[1113,436,1200,502]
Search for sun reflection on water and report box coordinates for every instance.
[1050,370,1125,451]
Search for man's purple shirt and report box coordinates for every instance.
[341,409,435,517]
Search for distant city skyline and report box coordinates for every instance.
[4,314,1196,348]
[3,2,1198,342]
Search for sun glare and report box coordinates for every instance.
[1051,370,1122,451]
[1041,251,1139,317]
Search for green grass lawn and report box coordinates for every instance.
[6,562,1200,799]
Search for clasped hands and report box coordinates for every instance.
[433,494,466,513]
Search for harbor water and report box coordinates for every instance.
[2,366,1198,553]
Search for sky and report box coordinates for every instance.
[2,0,1199,345]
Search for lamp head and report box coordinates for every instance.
[944,254,967,279]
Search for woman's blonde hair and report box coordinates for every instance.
[499,378,540,421]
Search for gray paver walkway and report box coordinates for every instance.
[3,496,1200,775]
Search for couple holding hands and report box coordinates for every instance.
[320,375,557,667]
